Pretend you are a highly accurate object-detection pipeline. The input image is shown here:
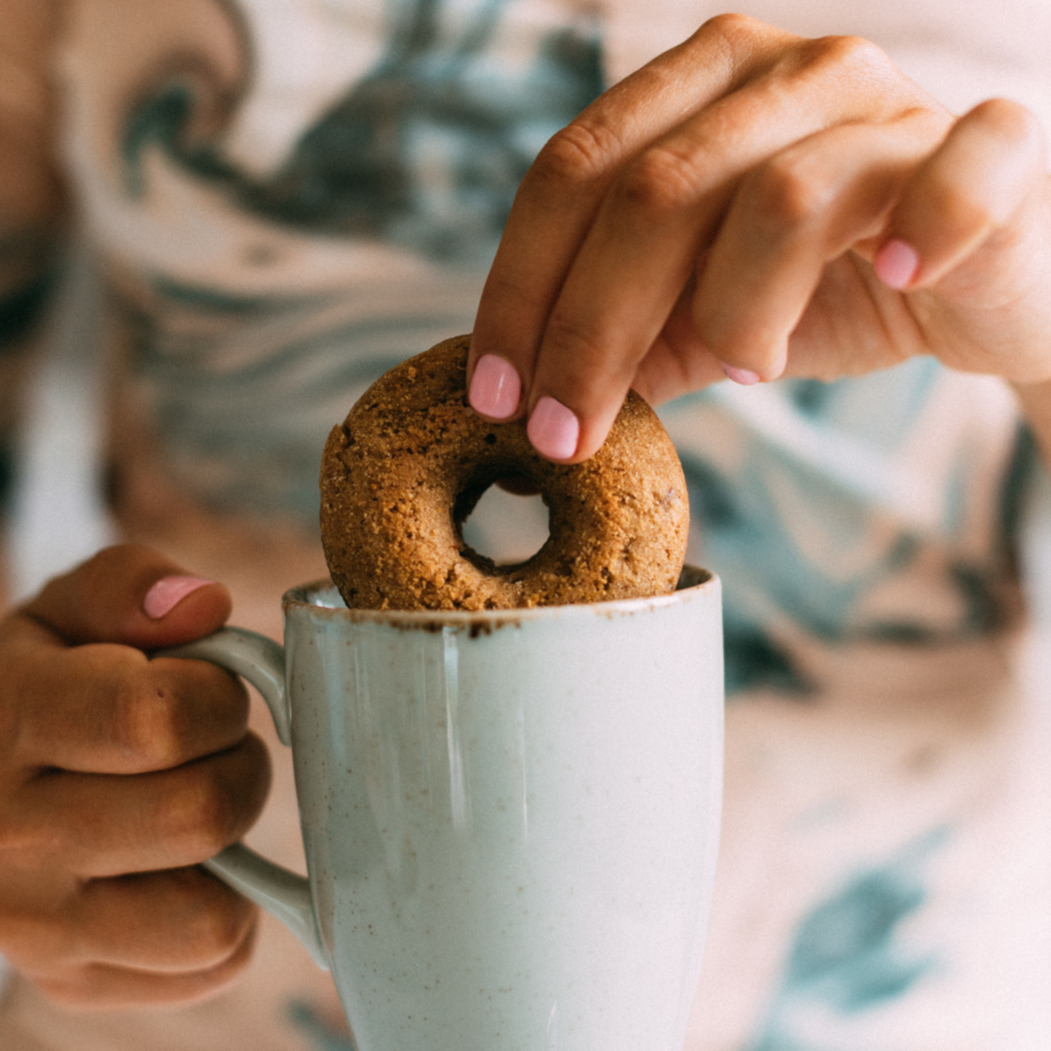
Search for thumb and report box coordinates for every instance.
[22,544,233,649]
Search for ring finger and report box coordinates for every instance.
[4,867,257,974]
[693,112,949,379]
[13,733,271,878]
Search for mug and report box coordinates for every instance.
[163,566,723,1051]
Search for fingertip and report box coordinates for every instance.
[693,289,788,384]
[874,238,920,290]
[720,363,762,385]
[143,577,216,620]
[710,343,787,385]
[138,577,233,647]
[468,354,521,419]
[527,396,580,461]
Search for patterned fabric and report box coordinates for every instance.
[0,231,58,352]
[659,363,1029,693]
[61,0,603,516]
[6,1,1047,1050]
[0,229,61,509]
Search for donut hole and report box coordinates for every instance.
[456,472,551,569]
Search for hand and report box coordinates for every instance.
[468,14,1051,461]
[0,545,271,1007]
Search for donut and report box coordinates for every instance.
[319,334,689,611]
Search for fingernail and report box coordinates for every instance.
[720,363,762,385]
[874,238,919,290]
[144,576,214,619]
[469,354,521,419]
[527,396,580,460]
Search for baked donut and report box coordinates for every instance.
[319,334,688,610]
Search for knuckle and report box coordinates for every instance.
[928,180,994,236]
[698,12,764,49]
[541,314,607,379]
[113,674,188,769]
[0,799,64,858]
[972,97,1045,151]
[159,776,238,859]
[181,886,255,964]
[806,33,892,77]
[616,145,702,218]
[0,900,73,969]
[746,152,833,235]
[531,119,621,192]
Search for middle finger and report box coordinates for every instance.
[529,35,932,459]
[12,732,271,877]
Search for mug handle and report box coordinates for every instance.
[156,628,329,970]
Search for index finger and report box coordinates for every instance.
[468,15,795,420]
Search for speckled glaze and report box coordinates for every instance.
[169,568,723,1051]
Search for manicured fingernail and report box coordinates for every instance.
[469,354,521,419]
[874,238,919,289]
[527,396,579,460]
[144,576,214,619]
[720,363,762,385]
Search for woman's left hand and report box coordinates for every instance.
[468,14,1051,462]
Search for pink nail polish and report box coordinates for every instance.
[874,238,919,290]
[144,576,214,619]
[721,363,762,385]
[527,396,580,461]
[469,355,521,419]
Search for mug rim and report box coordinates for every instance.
[283,564,717,626]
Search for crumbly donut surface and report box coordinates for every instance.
[319,335,689,610]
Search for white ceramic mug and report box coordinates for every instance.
[164,566,723,1051]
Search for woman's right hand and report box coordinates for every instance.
[0,545,271,1007]
[469,15,1051,463]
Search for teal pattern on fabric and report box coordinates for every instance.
[114,0,605,518]
[122,0,603,264]
[289,1001,357,1051]
[659,357,1025,693]
[745,830,946,1051]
